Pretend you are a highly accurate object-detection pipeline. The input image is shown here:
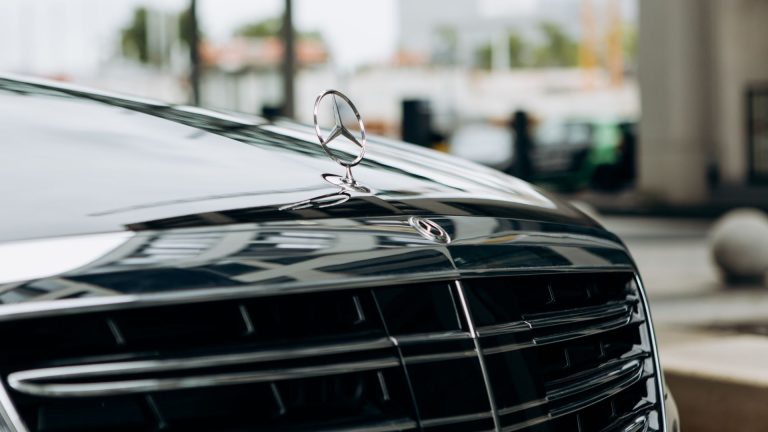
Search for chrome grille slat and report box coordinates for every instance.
[545,350,649,397]
[598,403,655,432]
[320,417,418,432]
[479,310,639,355]
[9,337,394,384]
[498,366,649,432]
[8,357,402,397]
[420,411,494,427]
[492,353,650,422]
[547,361,647,417]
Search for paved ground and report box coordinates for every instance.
[602,216,768,431]
[602,216,722,300]
[602,215,768,334]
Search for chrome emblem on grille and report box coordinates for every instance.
[313,89,368,192]
[409,217,451,244]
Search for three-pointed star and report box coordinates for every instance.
[322,95,363,150]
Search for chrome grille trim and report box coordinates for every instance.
[547,359,646,408]
[455,280,501,432]
[8,337,394,390]
[0,270,664,432]
[401,350,478,364]
[316,418,418,432]
[598,402,655,432]
[0,267,636,323]
[498,365,647,432]
[545,351,649,397]
[0,382,25,432]
[8,357,401,397]
[493,354,649,418]
[481,316,638,356]
[523,300,636,328]
[420,411,494,428]
[393,330,471,344]
[634,274,668,430]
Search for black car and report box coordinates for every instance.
[0,76,678,432]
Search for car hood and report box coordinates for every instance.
[0,76,597,244]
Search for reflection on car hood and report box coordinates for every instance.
[0,76,597,244]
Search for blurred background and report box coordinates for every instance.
[3,0,768,430]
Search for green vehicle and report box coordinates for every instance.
[530,118,636,191]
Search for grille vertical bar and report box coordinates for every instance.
[454,280,501,432]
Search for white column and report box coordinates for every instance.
[638,0,713,204]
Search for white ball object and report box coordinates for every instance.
[710,208,768,281]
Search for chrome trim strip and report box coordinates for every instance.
[421,411,494,428]
[495,352,648,417]
[532,313,636,346]
[455,280,501,432]
[634,274,668,430]
[496,398,547,417]
[500,366,648,432]
[481,314,637,356]
[0,268,635,323]
[318,418,418,432]
[475,300,635,339]
[9,357,400,397]
[622,416,650,432]
[474,321,530,337]
[402,350,478,364]
[523,300,635,329]
[597,402,655,432]
[548,361,646,418]
[546,358,643,402]
[13,337,392,380]
[393,330,471,345]
[545,349,649,391]
[0,383,26,432]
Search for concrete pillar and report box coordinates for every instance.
[710,0,768,185]
[638,0,714,204]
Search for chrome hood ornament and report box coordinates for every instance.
[313,89,368,192]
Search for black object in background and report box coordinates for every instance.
[510,110,533,181]
[401,99,433,147]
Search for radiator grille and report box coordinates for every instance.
[0,272,661,432]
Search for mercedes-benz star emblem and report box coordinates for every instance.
[409,217,451,244]
[313,89,368,192]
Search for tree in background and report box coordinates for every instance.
[120,6,205,66]
[432,26,459,66]
[235,17,322,41]
[508,32,526,68]
[532,22,579,67]
[178,5,203,52]
[474,24,579,71]
[475,43,493,71]
[236,17,282,38]
[121,8,150,64]
[474,31,526,71]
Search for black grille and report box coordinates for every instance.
[0,272,662,432]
